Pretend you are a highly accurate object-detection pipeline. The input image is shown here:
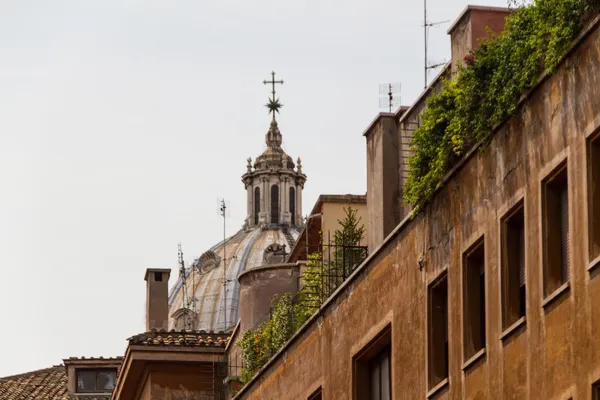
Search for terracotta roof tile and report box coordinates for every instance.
[127,329,230,348]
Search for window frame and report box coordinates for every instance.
[427,271,449,391]
[500,200,526,330]
[587,131,600,264]
[462,237,486,363]
[541,161,570,298]
[352,324,392,400]
[75,368,117,394]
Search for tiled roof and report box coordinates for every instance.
[0,365,111,400]
[127,329,230,348]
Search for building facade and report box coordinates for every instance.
[232,7,600,400]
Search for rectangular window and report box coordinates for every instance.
[501,202,526,329]
[593,380,600,400]
[463,239,486,360]
[308,387,323,400]
[76,369,117,393]
[353,326,391,400]
[542,164,570,296]
[588,133,600,261]
[428,274,448,389]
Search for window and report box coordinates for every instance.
[463,239,486,360]
[353,326,391,400]
[271,184,279,224]
[254,187,260,225]
[593,380,600,400]
[428,273,448,389]
[76,369,117,393]
[289,187,296,226]
[501,202,526,329]
[588,133,600,261]
[542,163,570,296]
[308,387,323,400]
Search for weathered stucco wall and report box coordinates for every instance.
[236,16,600,400]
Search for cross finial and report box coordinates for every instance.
[263,71,284,118]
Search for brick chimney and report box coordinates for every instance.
[145,268,171,331]
[448,5,511,73]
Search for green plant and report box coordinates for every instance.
[404,0,600,210]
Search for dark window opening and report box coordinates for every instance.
[254,187,260,225]
[271,185,279,224]
[588,134,600,261]
[463,239,486,360]
[308,387,323,400]
[353,326,391,400]
[543,164,569,296]
[154,272,162,282]
[501,202,526,329]
[289,187,296,226]
[428,274,448,389]
[76,369,117,393]
[593,380,600,400]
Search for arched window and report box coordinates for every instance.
[254,187,260,225]
[289,187,296,226]
[271,185,279,224]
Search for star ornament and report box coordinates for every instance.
[265,97,283,115]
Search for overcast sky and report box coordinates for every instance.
[0,0,507,377]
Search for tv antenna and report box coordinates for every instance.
[379,83,402,113]
[217,198,230,330]
[424,0,450,88]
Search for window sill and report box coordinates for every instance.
[462,348,486,372]
[500,316,527,342]
[542,281,570,309]
[588,255,600,274]
[427,378,449,399]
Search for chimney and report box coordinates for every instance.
[145,268,171,331]
[364,113,401,252]
[448,5,511,73]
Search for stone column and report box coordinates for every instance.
[297,183,303,227]
[246,181,252,227]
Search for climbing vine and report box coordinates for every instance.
[404,0,600,210]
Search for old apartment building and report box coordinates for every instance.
[2,3,600,400]
[232,6,600,400]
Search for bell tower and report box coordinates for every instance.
[241,71,306,230]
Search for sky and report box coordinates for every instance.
[0,0,507,377]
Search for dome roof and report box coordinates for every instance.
[167,227,299,332]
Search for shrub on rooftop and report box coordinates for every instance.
[404,0,600,210]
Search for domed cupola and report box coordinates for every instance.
[241,71,306,229]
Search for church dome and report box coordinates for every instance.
[168,227,299,332]
[168,73,305,333]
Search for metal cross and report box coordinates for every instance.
[263,71,284,116]
[263,71,284,102]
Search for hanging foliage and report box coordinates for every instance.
[404,0,600,210]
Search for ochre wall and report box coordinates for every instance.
[236,17,600,400]
[320,201,368,246]
[140,363,225,400]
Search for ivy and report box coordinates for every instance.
[404,0,600,210]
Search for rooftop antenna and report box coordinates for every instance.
[379,83,402,113]
[217,198,230,330]
[424,0,450,88]
[178,242,196,330]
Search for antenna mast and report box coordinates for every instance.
[424,0,450,88]
[219,198,229,330]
